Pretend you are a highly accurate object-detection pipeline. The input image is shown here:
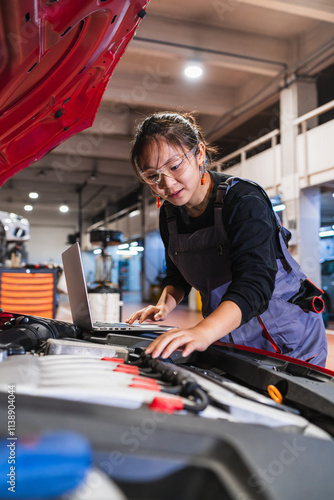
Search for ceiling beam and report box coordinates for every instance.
[79,107,138,137]
[207,93,280,142]
[294,23,334,74]
[133,14,289,69]
[0,173,136,193]
[241,0,334,23]
[31,155,135,177]
[103,72,236,116]
[51,135,133,161]
[130,38,283,78]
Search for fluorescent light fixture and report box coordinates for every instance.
[118,243,129,250]
[319,229,334,238]
[29,192,39,199]
[273,204,286,212]
[59,205,69,213]
[116,249,138,256]
[129,209,140,218]
[24,205,33,211]
[184,63,203,79]
[129,242,144,252]
[93,248,102,255]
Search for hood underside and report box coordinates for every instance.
[0,0,148,186]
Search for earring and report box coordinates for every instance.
[201,164,207,185]
[201,154,209,185]
[149,187,161,209]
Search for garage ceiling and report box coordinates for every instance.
[0,0,334,228]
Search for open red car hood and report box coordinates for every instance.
[0,0,148,186]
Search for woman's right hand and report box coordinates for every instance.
[125,304,168,324]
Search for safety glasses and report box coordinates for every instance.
[140,146,197,185]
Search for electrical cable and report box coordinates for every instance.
[131,352,210,413]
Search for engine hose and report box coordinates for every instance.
[183,387,210,413]
[133,353,209,412]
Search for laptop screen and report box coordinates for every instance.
[61,243,175,333]
[62,242,94,331]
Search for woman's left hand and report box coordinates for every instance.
[145,325,211,359]
[145,300,242,360]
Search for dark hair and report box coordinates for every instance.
[130,112,217,180]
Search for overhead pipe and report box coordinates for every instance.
[134,36,288,69]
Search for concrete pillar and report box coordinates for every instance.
[279,77,318,264]
[299,186,322,287]
[280,78,299,258]
[296,78,318,129]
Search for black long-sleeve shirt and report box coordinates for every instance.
[159,171,285,325]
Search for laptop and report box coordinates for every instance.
[61,242,173,333]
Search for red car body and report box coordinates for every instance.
[1,4,334,499]
[0,0,148,185]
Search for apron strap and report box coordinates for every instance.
[165,203,178,235]
[215,176,296,274]
[214,183,228,226]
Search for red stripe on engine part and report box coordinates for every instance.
[132,376,159,385]
[101,357,124,363]
[130,383,160,391]
[114,365,139,374]
[149,396,184,413]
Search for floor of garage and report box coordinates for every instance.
[56,291,334,372]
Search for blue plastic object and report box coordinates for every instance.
[0,431,92,499]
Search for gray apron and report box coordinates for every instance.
[166,177,327,367]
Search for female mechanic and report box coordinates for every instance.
[126,112,327,367]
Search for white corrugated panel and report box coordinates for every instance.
[304,120,334,174]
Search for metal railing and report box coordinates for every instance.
[295,99,334,184]
[215,99,334,171]
[294,99,334,127]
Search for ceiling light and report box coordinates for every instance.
[59,205,69,213]
[273,204,286,212]
[29,192,39,199]
[116,249,138,256]
[129,209,140,218]
[184,62,203,79]
[118,243,129,250]
[130,242,144,251]
[319,229,334,238]
[24,205,33,211]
